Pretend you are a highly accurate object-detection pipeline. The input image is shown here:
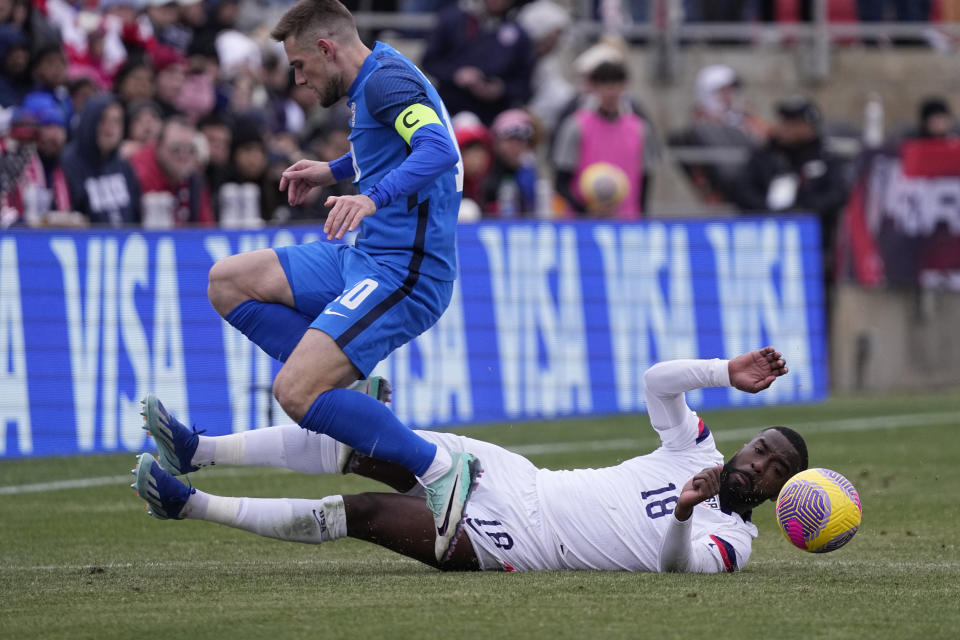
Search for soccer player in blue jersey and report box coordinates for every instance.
[191,0,475,562]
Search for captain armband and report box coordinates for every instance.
[394,104,443,145]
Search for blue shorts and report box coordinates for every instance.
[274,242,453,376]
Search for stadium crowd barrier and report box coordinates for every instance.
[0,217,827,458]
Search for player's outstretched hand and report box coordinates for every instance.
[279,160,335,207]
[674,465,723,521]
[728,346,788,394]
[324,194,377,240]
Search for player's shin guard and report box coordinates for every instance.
[224,300,312,362]
[299,388,437,477]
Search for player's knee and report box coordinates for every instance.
[272,371,308,422]
[273,368,333,423]
[207,258,243,317]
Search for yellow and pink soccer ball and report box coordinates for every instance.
[775,468,862,553]
[578,162,629,213]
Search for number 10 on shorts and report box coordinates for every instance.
[334,278,379,310]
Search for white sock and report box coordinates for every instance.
[184,491,347,544]
[192,425,341,474]
[417,446,453,485]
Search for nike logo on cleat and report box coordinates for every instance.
[437,470,461,536]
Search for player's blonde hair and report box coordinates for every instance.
[270,0,357,46]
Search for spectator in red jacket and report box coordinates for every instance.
[130,115,214,227]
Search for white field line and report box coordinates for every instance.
[0,410,956,496]
[1,558,422,572]
[2,558,958,572]
[0,465,293,496]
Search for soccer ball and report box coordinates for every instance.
[578,162,629,213]
[775,468,862,553]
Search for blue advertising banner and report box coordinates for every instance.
[0,217,826,458]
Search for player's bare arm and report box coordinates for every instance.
[674,464,723,521]
[728,345,788,393]
[279,159,337,206]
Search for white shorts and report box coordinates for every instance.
[415,431,562,572]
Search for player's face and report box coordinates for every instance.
[719,429,802,511]
[284,36,342,108]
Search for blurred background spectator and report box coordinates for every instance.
[198,111,232,207]
[217,115,277,227]
[0,98,72,226]
[908,97,957,140]
[0,0,956,231]
[112,56,155,107]
[60,93,141,226]
[515,0,574,133]
[731,96,849,276]
[452,110,493,218]
[151,45,188,118]
[671,64,769,204]
[421,0,534,126]
[552,57,653,218]
[66,75,97,125]
[120,98,163,157]
[130,115,213,227]
[856,0,931,23]
[480,108,539,218]
[0,24,31,107]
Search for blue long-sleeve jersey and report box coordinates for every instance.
[333,41,463,281]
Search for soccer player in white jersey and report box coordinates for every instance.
[132,347,807,573]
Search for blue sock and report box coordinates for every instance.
[224,300,312,362]
[301,388,437,476]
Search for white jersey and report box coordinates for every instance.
[535,358,756,572]
[536,433,754,572]
[420,358,758,573]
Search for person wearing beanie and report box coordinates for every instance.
[150,45,189,118]
[916,97,956,139]
[479,108,538,217]
[452,110,492,207]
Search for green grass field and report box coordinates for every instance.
[2,393,959,639]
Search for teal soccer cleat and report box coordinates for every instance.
[347,375,393,405]
[425,452,482,564]
[131,453,195,520]
[141,394,201,475]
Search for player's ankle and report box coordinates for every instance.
[418,447,453,485]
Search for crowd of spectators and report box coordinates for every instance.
[0,0,956,232]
